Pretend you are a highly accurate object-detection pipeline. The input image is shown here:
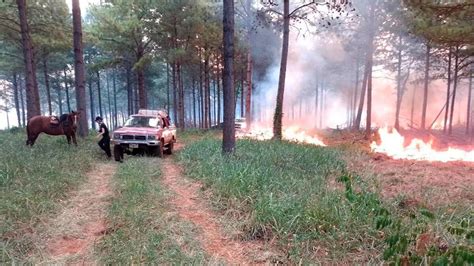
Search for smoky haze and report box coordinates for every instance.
[248,0,471,131]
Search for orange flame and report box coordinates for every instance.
[237,125,326,146]
[371,127,474,162]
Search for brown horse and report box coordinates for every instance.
[26,111,81,146]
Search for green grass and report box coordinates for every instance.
[96,157,206,264]
[0,129,100,263]
[178,136,473,264]
[177,128,220,145]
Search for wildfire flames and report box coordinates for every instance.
[371,127,474,162]
[237,125,326,146]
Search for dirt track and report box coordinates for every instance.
[161,144,275,264]
[31,163,115,264]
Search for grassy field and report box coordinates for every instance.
[178,136,473,264]
[1,128,471,264]
[95,157,207,264]
[0,129,100,263]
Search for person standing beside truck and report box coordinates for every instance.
[95,116,111,158]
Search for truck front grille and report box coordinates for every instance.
[135,135,146,140]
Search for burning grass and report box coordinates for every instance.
[327,128,474,208]
[0,130,99,263]
[371,127,474,162]
[237,125,326,146]
[95,157,206,264]
[178,134,473,264]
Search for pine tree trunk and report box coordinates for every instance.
[172,63,178,126]
[213,78,217,124]
[106,70,112,126]
[17,0,41,119]
[113,69,118,128]
[96,71,103,118]
[13,73,21,127]
[354,58,370,130]
[354,4,374,131]
[366,64,373,137]
[240,68,244,118]
[421,43,431,130]
[272,0,289,140]
[217,69,221,125]
[394,33,403,130]
[199,57,204,128]
[43,59,52,116]
[299,98,303,119]
[64,68,71,112]
[207,57,212,127]
[443,48,452,133]
[319,82,324,128]
[57,81,63,115]
[244,0,252,128]
[448,46,459,135]
[364,4,375,136]
[347,81,352,127]
[245,52,252,128]
[352,59,360,127]
[166,62,170,114]
[222,0,235,153]
[136,41,147,109]
[192,78,197,128]
[134,73,139,113]
[410,85,416,128]
[204,56,210,128]
[72,0,88,136]
[314,81,319,128]
[467,71,472,135]
[5,111,10,129]
[126,66,132,116]
[177,63,185,129]
[2,109,10,129]
[19,74,26,126]
[89,79,95,130]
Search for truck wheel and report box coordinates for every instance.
[113,145,123,162]
[157,141,164,158]
[165,141,174,155]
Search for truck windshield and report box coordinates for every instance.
[124,117,160,127]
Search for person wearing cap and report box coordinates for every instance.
[95,116,111,158]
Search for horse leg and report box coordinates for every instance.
[26,126,31,146]
[66,135,71,145]
[28,134,38,146]
[72,133,77,146]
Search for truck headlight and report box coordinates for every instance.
[148,135,156,140]
[113,133,121,140]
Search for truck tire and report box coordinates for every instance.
[165,141,174,155]
[157,140,164,158]
[113,145,123,162]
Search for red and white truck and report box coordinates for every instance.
[111,109,176,161]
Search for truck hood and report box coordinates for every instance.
[113,127,160,135]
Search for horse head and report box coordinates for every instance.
[69,111,80,130]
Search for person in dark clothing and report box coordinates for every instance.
[95,116,111,158]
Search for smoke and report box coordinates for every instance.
[251,28,354,129]
[249,24,471,131]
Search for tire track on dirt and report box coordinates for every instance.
[161,144,274,265]
[31,162,116,265]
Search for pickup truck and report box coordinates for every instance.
[111,109,176,161]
